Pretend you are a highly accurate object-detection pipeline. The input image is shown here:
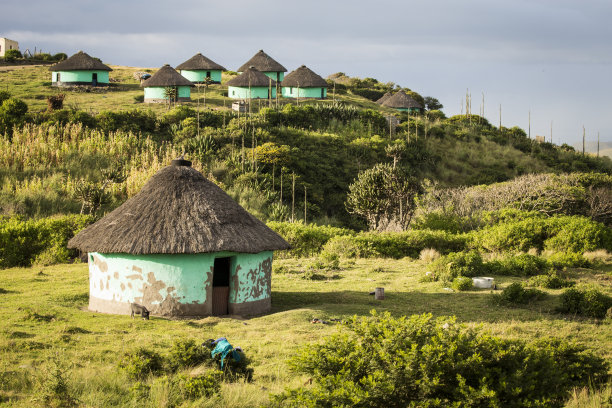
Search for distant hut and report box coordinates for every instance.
[281,65,328,99]
[49,51,112,87]
[376,92,393,105]
[227,67,276,99]
[141,64,194,103]
[176,53,226,84]
[68,159,290,317]
[238,50,287,82]
[380,91,424,113]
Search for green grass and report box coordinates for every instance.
[0,257,610,406]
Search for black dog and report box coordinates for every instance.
[130,303,150,320]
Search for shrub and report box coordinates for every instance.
[545,252,591,269]
[3,49,22,62]
[267,221,354,257]
[544,216,612,253]
[583,249,612,264]
[411,211,471,233]
[559,288,612,318]
[36,354,75,408]
[118,348,164,380]
[526,273,575,289]
[452,276,473,291]
[490,253,548,276]
[492,282,546,305]
[419,248,440,262]
[429,250,486,282]
[269,311,609,408]
[175,371,222,400]
[167,339,210,371]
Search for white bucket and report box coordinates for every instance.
[472,277,494,289]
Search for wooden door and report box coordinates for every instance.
[212,257,230,315]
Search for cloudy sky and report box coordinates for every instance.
[3,0,610,145]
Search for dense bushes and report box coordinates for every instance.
[558,287,612,318]
[492,282,546,305]
[267,222,354,257]
[270,312,609,407]
[0,214,93,268]
[428,250,486,282]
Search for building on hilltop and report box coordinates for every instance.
[141,64,194,103]
[376,92,393,105]
[49,51,112,86]
[237,50,287,83]
[227,67,277,99]
[281,65,328,99]
[0,38,19,57]
[176,53,226,84]
[380,91,424,113]
[68,159,290,317]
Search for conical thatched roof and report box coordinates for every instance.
[376,92,393,104]
[281,65,327,88]
[381,91,423,109]
[226,67,276,87]
[48,51,112,71]
[176,53,226,71]
[68,161,290,254]
[141,65,194,87]
[238,50,286,73]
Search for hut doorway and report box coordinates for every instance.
[92,73,98,86]
[212,257,231,315]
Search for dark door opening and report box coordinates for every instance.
[321,88,325,99]
[92,73,98,86]
[212,257,230,315]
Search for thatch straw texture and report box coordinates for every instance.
[68,164,290,254]
[376,92,393,104]
[381,91,423,109]
[226,67,276,87]
[141,65,194,87]
[49,51,112,71]
[238,50,286,73]
[281,65,327,88]
[176,53,226,71]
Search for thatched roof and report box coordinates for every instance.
[68,161,290,254]
[226,67,276,87]
[176,53,226,71]
[376,92,393,104]
[381,91,423,109]
[141,65,194,87]
[281,65,327,88]
[48,51,112,71]
[238,50,286,73]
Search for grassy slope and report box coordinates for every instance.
[1,259,610,407]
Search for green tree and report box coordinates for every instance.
[0,97,28,136]
[424,96,443,111]
[3,49,22,62]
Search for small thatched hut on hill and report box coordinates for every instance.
[380,91,424,113]
[238,50,287,82]
[49,51,112,87]
[176,53,226,84]
[227,67,276,99]
[281,65,327,99]
[376,92,393,105]
[68,159,290,317]
[141,64,194,103]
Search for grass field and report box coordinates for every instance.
[1,257,610,407]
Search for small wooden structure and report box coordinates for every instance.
[379,91,424,113]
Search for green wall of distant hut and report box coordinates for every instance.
[88,251,273,316]
[228,86,276,99]
[52,70,109,85]
[144,86,191,102]
[281,86,327,99]
[180,70,222,83]
[263,72,284,82]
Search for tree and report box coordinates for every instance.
[0,97,28,136]
[3,49,22,62]
[424,96,443,111]
[346,163,422,231]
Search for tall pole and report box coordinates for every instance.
[582,125,585,155]
[597,131,600,157]
[304,186,307,223]
[291,173,295,222]
[499,104,502,131]
[550,121,553,143]
[528,110,531,139]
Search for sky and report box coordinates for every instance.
[2,0,611,146]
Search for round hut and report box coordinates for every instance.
[68,159,290,317]
[237,50,287,83]
[380,91,424,113]
[376,92,393,105]
[141,64,194,103]
[49,51,112,87]
[176,53,226,84]
[227,67,276,99]
[281,65,328,99]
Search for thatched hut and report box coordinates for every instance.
[68,159,290,317]
[227,67,276,99]
[176,53,226,84]
[238,50,287,82]
[376,92,393,105]
[141,64,194,103]
[281,65,327,99]
[49,51,112,87]
[380,91,424,113]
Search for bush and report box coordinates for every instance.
[429,250,486,282]
[269,311,609,408]
[411,211,471,233]
[175,371,222,400]
[493,282,546,305]
[267,221,354,257]
[544,216,612,253]
[526,273,575,289]
[419,248,440,262]
[3,49,22,62]
[545,252,591,269]
[452,276,473,291]
[36,354,75,408]
[489,253,548,276]
[559,288,612,318]
[167,339,210,371]
[118,348,164,380]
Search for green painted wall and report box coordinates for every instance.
[180,70,222,83]
[228,86,276,99]
[263,71,284,82]
[52,70,109,84]
[281,87,327,99]
[88,250,273,310]
[144,86,191,100]
[394,107,421,113]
